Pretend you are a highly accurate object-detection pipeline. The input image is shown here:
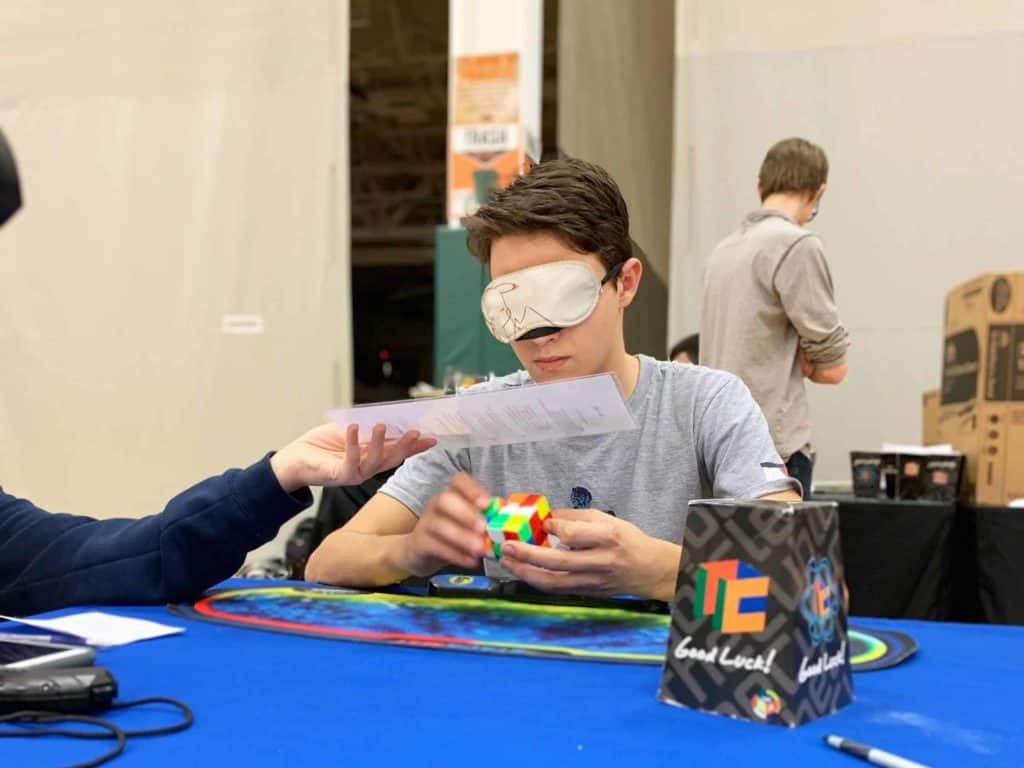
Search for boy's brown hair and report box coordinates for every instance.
[758,138,828,201]
[463,157,631,271]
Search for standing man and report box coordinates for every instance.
[701,138,849,497]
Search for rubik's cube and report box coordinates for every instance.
[482,493,551,560]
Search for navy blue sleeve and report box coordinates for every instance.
[0,456,313,616]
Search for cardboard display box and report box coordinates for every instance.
[939,272,1024,505]
[658,500,853,727]
[850,450,963,502]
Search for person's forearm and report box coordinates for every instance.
[270,450,310,494]
[1,458,310,616]
[305,530,412,587]
[644,539,683,603]
[761,489,802,501]
[809,360,847,384]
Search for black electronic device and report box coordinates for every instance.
[0,665,117,714]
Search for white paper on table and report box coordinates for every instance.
[0,612,185,648]
[880,443,958,455]
[327,372,637,449]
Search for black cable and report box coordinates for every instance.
[0,712,125,768]
[0,696,191,768]
[108,697,194,737]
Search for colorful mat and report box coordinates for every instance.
[169,585,917,670]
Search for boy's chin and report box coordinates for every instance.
[528,364,577,382]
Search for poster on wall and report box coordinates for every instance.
[447,52,530,226]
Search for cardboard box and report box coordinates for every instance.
[658,500,853,727]
[940,272,1024,505]
[922,389,940,445]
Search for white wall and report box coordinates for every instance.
[559,0,675,283]
[669,0,1024,481]
[0,1,351,524]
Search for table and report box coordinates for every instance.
[822,495,1024,624]
[3,580,1022,767]
[974,505,1024,624]
[825,496,958,620]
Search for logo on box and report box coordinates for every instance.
[800,557,838,647]
[750,688,783,720]
[694,559,770,634]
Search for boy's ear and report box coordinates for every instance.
[618,257,643,308]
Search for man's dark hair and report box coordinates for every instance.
[758,138,828,201]
[670,333,699,364]
[463,157,631,272]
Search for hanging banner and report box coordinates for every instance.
[447,52,528,226]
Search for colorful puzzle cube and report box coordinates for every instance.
[482,493,551,560]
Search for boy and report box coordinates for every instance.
[306,158,800,601]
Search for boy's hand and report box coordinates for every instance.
[399,473,490,577]
[497,508,681,602]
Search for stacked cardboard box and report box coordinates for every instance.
[937,272,1024,505]
[922,389,940,446]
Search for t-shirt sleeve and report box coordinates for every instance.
[696,375,803,498]
[377,444,470,517]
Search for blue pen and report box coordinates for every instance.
[824,735,930,768]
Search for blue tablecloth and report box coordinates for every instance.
[3,580,1021,767]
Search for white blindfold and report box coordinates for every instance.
[481,260,622,344]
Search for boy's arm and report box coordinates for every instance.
[304,493,420,587]
[305,474,491,587]
[698,376,803,499]
[761,490,802,501]
[306,437,484,586]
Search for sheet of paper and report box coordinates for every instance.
[0,612,185,648]
[327,372,637,448]
[880,443,957,455]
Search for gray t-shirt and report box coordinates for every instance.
[379,354,799,554]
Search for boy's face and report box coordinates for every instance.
[488,232,639,383]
